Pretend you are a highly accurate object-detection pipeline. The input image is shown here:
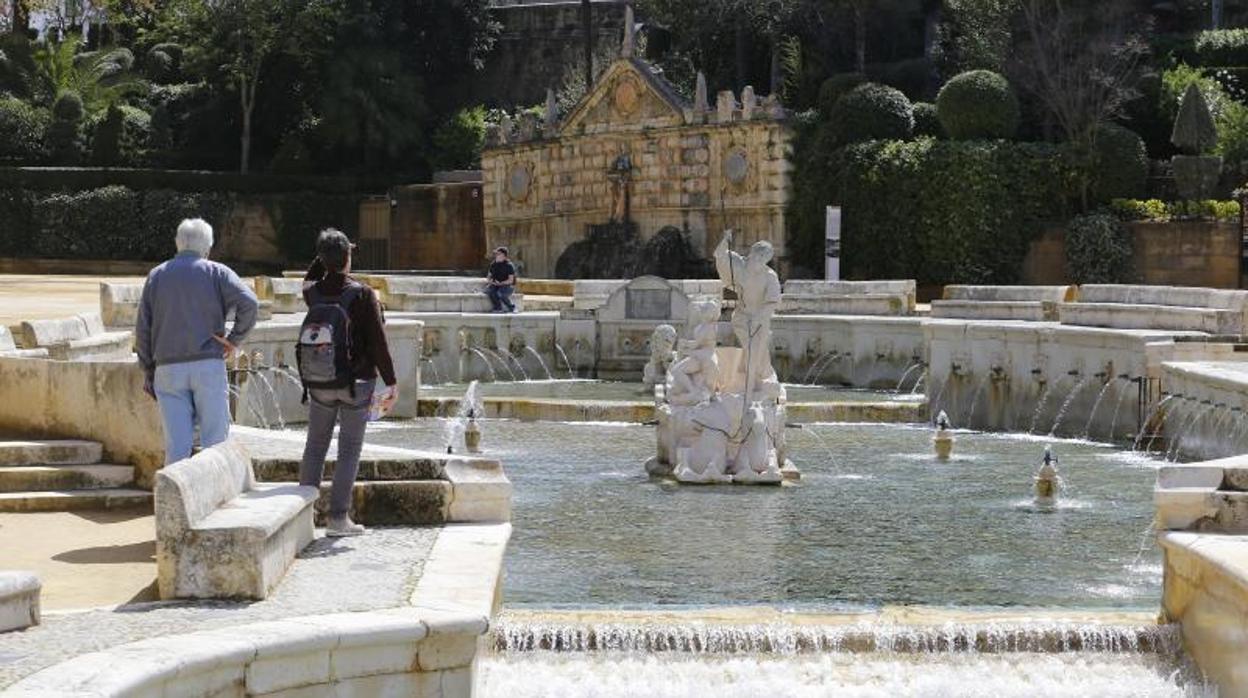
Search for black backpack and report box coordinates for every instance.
[296,283,362,400]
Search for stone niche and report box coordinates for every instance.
[482,55,792,278]
[596,276,692,380]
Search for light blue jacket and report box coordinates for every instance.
[136,251,258,376]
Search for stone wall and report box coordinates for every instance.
[482,58,792,278]
[472,1,629,108]
[1023,221,1241,288]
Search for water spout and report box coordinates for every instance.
[1034,445,1061,507]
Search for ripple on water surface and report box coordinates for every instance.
[370,420,1164,609]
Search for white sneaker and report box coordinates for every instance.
[326,516,366,537]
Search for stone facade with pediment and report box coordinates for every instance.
[481,56,793,278]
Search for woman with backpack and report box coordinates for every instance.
[297,228,398,537]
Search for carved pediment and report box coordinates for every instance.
[560,58,689,135]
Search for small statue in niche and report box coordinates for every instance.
[607,151,633,224]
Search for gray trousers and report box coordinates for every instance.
[300,380,375,519]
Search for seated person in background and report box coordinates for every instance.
[485,246,517,313]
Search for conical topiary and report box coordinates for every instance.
[1171,82,1218,154]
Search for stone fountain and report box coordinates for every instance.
[933,410,954,460]
[1034,445,1061,506]
[646,231,798,485]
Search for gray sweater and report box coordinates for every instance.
[136,251,259,376]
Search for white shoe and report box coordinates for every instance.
[326,516,366,537]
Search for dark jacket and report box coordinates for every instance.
[302,260,397,386]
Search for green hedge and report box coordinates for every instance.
[837,139,1074,284]
[0,183,362,263]
[1110,198,1240,221]
[1194,29,1248,67]
[0,98,49,164]
[828,83,913,145]
[1066,212,1134,284]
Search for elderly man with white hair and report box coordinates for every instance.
[136,218,259,463]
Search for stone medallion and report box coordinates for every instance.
[507,163,532,203]
[723,148,750,185]
[613,76,642,116]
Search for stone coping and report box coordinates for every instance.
[0,523,509,696]
[941,285,1074,303]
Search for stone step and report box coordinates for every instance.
[0,488,152,513]
[0,464,135,493]
[0,440,104,467]
[0,571,41,633]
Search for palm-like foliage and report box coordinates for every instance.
[35,35,146,115]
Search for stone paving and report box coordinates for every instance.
[0,525,439,688]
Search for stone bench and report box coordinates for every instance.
[1060,285,1248,335]
[99,282,144,328]
[18,312,132,360]
[254,276,308,314]
[0,571,40,632]
[930,285,1075,321]
[780,280,916,316]
[378,276,526,313]
[0,326,47,358]
[780,293,913,316]
[155,439,318,600]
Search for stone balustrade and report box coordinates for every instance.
[18,312,132,360]
[155,440,318,600]
[1060,285,1248,335]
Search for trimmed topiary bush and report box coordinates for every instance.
[88,104,152,167]
[912,102,943,138]
[0,98,49,164]
[47,91,85,165]
[828,83,913,145]
[1171,82,1222,200]
[1091,124,1147,203]
[1066,212,1134,284]
[817,72,868,116]
[935,69,1020,140]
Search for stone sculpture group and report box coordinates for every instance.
[645,230,792,485]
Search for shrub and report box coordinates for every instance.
[1194,29,1248,67]
[47,91,84,165]
[835,139,1074,284]
[936,70,1019,140]
[1090,124,1147,202]
[1066,212,1134,284]
[828,83,913,145]
[1161,64,1225,122]
[88,104,151,166]
[145,43,183,83]
[1217,100,1248,172]
[817,72,868,116]
[912,102,943,138]
[431,106,487,170]
[1109,198,1239,221]
[0,98,49,163]
[0,33,39,99]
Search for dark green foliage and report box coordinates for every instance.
[0,98,48,164]
[89,104,151,166]
[836,139,1074,284]
[912,102,943,138]
[1172,82,1219,154]
[935,70,1019,140]
[145,43,184,83]
[817,73,867,116]
[1193,29,1248,67]
[1091,124,1147,203]
[265,191,361,263]
[430,107,487,171]
[0,33,40,99]
[0,189,37,256]
[48,91,85,165]
[1065,212,1134,284]
[828,83,913,145]
[869,58,933,101]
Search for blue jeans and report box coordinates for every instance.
[154,358,231,465]
[487,284,514,312]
